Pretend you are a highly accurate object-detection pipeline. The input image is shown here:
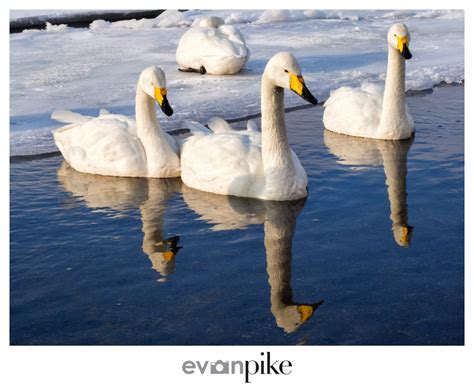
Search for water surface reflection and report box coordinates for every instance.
[183,186,324,333]
[324,130,414,247]
[57,162,182,278]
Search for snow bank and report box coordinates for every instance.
[255,10,290,24]
[10,9,464,156]
[304,10,327,19]
[89,10,191,30]
[154,10,191,28]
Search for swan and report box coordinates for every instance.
[176,16,250,75]
[324,130,414,247]
[179,52,318,201]
[182,186,323,332]
[52,66,180,178]
[57,162,183,278]
[323,23,414,140]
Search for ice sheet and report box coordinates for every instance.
[10,9,464,155]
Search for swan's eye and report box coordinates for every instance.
[284,69,289,73]
[393,34,397,37]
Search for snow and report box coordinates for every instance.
[89,10,191,30]
[255,10,290,24]
[10,9,137,21]
[10,9,464,156]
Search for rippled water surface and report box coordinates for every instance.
[10,86,464,345]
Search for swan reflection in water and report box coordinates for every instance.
[57,162,182,279]
[182,186,324,333]
[324,130,414,247]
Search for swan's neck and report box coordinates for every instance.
[135,85,175,177]
[378,46,410,137]
[261,76,295,191]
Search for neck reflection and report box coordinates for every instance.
[182,186,323,333]
[324,130,414,247]
[57,162,182,279]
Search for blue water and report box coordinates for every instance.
[10,86,464,345]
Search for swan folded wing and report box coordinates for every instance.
[55,115,146,176]
[181,133,263,196]
[323,84,383,138]
[207,117,234,133]
[51,110,94,124]
[182,120,211,135]
[217,25,249,60]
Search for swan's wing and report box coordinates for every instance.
[246,119,259,132]
[51,110,95,124]
[53,114,146,176]
[323,83,383,138]
[207,117,234,133]
[182,120,211,134]
[180,132,263,197]
[406,104,415,131]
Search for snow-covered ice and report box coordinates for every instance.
[10,9,464,156]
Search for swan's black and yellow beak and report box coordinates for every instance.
[161,235,182,261]
[397,36,412,60]
[297,300,324,323]
[400,224,414,247]
[154,87,174,116]
[289,73,318,105]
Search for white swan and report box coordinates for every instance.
[52,66,180,178]
[323,23,414,140]
[324,130,414,247]
[179,52,318,201]
[176,16,250,75]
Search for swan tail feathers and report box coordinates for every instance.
[51,110,92,124]
[183,120,211,135]
[246,119,258,132]
[207,117,234,133]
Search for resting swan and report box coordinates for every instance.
[179,52,318,201]
[52,66,180,178]
[176,16,249,75]
[323,23,414,140]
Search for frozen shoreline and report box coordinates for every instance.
[10,9,464,156]
[10,82,463,162]
[9,10,168,33]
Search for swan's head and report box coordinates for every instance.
[138,66,174,116]
[388,23,412,60]
[274,301,324,333]
[264,52,318,105]
[146,236,182,276]
[393,224,414,247]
